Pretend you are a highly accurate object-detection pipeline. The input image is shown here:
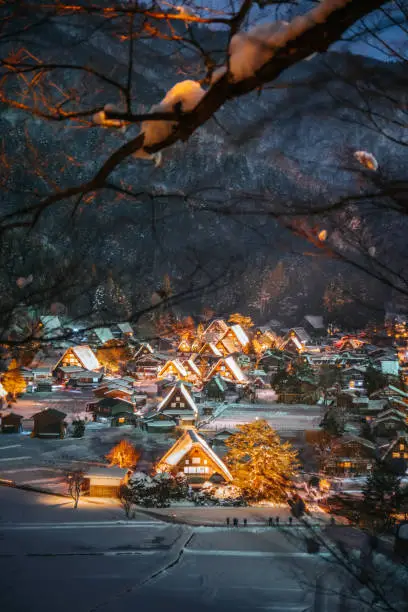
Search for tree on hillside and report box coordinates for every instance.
[2,359,26,400]
[71,419,86,439]
[96,340,131,374]
[225,420,299,501]
[228,313,254,329]
[320,408,344,437]
[106,440,139,469]
[361,460,402,532]
[364,364,388,396]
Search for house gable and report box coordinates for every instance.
[157,383,198,418]
[158,359,188,380]
[55,345,101,372]
[156,429,232,482]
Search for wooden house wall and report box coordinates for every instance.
[176,446,225,481]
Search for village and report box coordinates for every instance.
[1,310,408,521]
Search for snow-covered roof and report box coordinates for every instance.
[380,360,400,377]
[159,359,188,378]
[199,342,223,357]
[117,322,133,334]
[230,324,249,347]
[225,356,246,382]
[84,466,128,485]
[207,357,246,383]
[185,359,201,377]
[291,327,312,344]
[157,382,198,416]
[304,315,325,330]
[157,429,233,482]
[40,316,62,331]
[93,327,114,344]
[204,319,229,335]
[72,345,101,371]
[0,382,7,398]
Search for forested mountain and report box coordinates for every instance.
[1,10,407,330]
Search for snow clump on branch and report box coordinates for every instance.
[354,150,379,171]
[227,22,289,83]
[134,80,205,165]
[93,104,127,132]
[212,1,356,83]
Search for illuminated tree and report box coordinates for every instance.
[228,313,254,329]
[106,440,140,469]
[2,359,26,400]
[225,420,299,502]
[66,469,85,509]
[96,340,131,374]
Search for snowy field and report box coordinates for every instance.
[0,487,373,612]
[208,402,322,433]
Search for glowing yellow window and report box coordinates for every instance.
[392,452,400,458]
[118,417,125,424]
[400,444,405,451]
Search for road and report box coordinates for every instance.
[0,488,352,612]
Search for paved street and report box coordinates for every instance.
[0,488,350,612]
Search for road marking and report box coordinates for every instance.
[0,550,161,558]
[184,549,332,558]
[0,521,165,530]
[0,445,21,451]
[0,456,32,462]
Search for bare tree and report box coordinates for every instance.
[65,469,85,509]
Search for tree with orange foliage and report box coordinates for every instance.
[96,340,131,374]
[2,359,26,401]
[106,440,140,469]
[228,313,254,329]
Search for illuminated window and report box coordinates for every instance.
[185,460,189,464]
[400,444,405,451]
[118,417,125,424]
[204,459,208,465]
[171,402,176,407]
[180,402,185,408]
[392,452,400,458]
[192,457,201,464]
[341,462,351,468]
[404,453,408,459]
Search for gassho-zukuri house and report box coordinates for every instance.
[156,429,233,487]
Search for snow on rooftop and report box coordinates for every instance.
[40,316,62,331]
[157,429,232,482]
[157,382,198,416]
[230,324,250,347]
[93,327,114,344]
[304,315,325,330]
[71,345,101,371]
[225,356,247,382]
[380,360,400,377]
[117,322,133,334]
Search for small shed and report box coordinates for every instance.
[1,412,23,433]
[32,408,66,438]
[83,467,129,497]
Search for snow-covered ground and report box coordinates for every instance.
[0,487,363,612]
[207,402,321,432]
